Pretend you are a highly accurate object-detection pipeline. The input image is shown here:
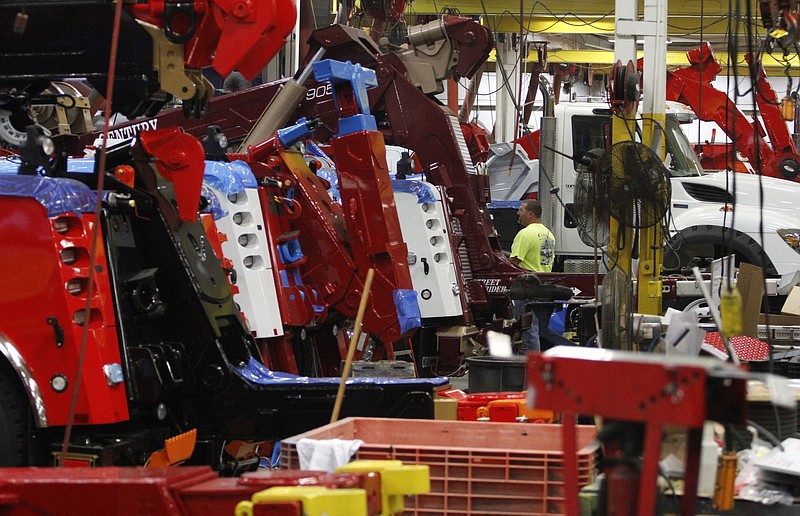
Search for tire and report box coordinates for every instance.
[0,368,32,466]
[663,225,776,275]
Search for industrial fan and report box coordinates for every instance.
[573,148,610,248]
[593,140,671,350]
[599,140,671,230]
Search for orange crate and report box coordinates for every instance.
[281,417,597,515]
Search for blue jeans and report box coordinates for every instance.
[514,300,540,354]
[515,301,574,354]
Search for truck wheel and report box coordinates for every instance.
[663,226,776,275]
[0,370,31,466]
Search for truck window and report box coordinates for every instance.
[571,115,610,170]
[571,112,702,178]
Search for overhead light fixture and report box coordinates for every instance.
[608,38,672,45]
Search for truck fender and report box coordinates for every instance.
[663,225,776,275]
[670,202,797,235]
[0,332,47,427]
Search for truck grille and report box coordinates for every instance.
[681,183,735,204]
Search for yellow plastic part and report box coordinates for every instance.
[337,460,430,516]
[234,486,368,516]
[720,284,743,339]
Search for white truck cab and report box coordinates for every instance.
[531,100,800,278]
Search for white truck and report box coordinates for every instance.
[490,100,800,280]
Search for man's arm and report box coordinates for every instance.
[509,256,522,267]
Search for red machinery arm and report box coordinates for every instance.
[128,0,296,79]
[665,43,800,180]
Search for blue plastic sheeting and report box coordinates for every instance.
[306,140,340,203]
[0,157,23,175]
[391,179,436,204]
[200,184,227,220]
[234,357,448,386]
[487,200,521,209]
[394,289,422,335]
[389,172,424,181]
[203,160,257,195]
[66,157,96,174]
[0,157,97,175]
[306,140,328,160]
[0,174,96,216]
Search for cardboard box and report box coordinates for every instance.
[757,285,800,327]
[781,286,800,316]
[759,314,800,326]
[737,263,764,338]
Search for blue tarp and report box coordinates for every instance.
[487,200,521,209]
[235,357,448,386]
[394,289,422,335]
[391,179,436,204]
[203,160,258,194]
[0,174,96,216]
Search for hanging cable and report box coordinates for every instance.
[60,0,124,464]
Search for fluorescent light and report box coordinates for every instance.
[608,38,672,44]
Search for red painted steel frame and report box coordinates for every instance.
[127,0,297,80]
[527,348,748,516]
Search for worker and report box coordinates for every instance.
[510,199,555,353]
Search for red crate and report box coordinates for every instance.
[281,418,597,515]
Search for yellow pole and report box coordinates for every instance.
[330,268,376,424]
[610,114,635,276]
[637,115,665,315]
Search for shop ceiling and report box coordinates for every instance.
[406,1,797,73]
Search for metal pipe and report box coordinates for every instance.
[236,47,326,152]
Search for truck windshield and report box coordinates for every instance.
[571,113,703,178]
[664,115,703,177]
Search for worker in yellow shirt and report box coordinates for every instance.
[510,199,556,353]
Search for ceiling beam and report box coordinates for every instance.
[410,0,745,17]
[408,1,761,36]
[485,48,800,75]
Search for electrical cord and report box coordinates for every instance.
[747,419,785,451]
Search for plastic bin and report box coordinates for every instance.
[466,355,526,392]
[281,417,597,515]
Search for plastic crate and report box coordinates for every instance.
[281,417,597,515]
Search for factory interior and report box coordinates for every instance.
[2,1,800,514]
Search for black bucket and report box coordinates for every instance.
[466,356,527,393]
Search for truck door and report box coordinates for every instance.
[556,114,611,260]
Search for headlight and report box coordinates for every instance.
[778,229,800,253]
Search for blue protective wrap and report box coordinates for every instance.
[66,157,96,174]
[312,60,377,115]
[306,141,340,202]
[487,200,522,209]
[389,172,424,181]
[1,157,97,176]
[200,184,227,220]
[278,118,314,148]
[234,357,448,386]
[0,174,96,216]
[0,157,23,175]
[338,114,377,135]
[391,179,436,204]
[394,289,422,335]
[203,160,258,195]
[306,140,328,159]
